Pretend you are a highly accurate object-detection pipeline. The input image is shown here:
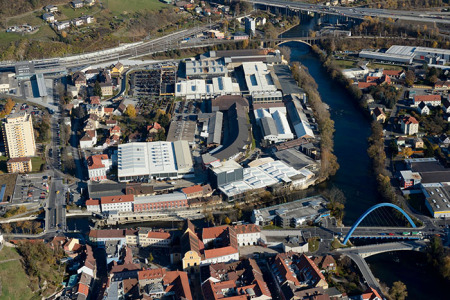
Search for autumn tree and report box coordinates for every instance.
[404,70,415,87]
[224,216,231,225]
[389,281,408,300]
[125,105,137,118]
[1,223,12,234]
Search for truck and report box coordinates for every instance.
[402,232,411,236]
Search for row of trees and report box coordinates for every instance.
[426,235,450,280]
[290,62,340,181]
[1,220,42,234]
[0,98,15,118]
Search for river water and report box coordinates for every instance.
[282,19,447,299]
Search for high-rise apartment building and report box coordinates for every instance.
[2,112,36,158]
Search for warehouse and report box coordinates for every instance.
[117,141,194,181]
[285,96,315,139]
[254,107,294,144]
[421,183,450,219]
[359,49,414,64]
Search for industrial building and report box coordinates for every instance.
[360,45,450,65]
[133,192,188,212]
[117,141,194,182]
[175,77,240,99]
[285,95,316,139]
[420,183,450,218]
[166,119,196,145]
[241,62,283,103]
[254,107,294,144]
[185,58,227,79]
[251,196,329,227]
[209,160,244,188]
[273,64,306,98]
[218,159,311,201]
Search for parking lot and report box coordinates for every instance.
[12,172,51,204]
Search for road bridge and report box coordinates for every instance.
[246,0,450,25]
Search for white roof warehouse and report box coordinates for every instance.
[118,141,194,182]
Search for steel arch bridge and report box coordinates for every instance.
[343,203,416,245]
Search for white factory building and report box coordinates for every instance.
[360,45,450,65]
[242,62,283,103]
[175,77,240,99]
[219,159,314,201]
[254,107,294,144]
[117,141,194,182]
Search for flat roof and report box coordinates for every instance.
[242,62,277,94]
[273,64,305,96]
[35,73,48,97]
[166,120,196,143]
[134,192,187,204]
[274,148,316,170]
[253,196,328,220]
[422,183,450,213]
[118,141,193,178]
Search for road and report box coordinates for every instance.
[248,0,450,25]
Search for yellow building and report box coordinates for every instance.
[181,220,202,273]
[2,112,36,158]
[7,157,32,173]
[111,62,124,76]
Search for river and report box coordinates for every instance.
[282,20,447,299]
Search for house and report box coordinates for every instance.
[181,184,213,199]
[86,198,101,213]
[42,13,55,22]
[44,5,58,13]
[105,119,118,128]
[87,154,112,181]
[80,130,97,149]
[439,134,450,146]
[85,0,96,6]
[109,125,121,137]
[358,82,377,90]
[81,15,94,24]
[400,116,419,135]
[413,137,424,149]
[232,224,261,247]
[233,31,249,40]
[138,229,171,247]
[382,69,404,79]
[434,80,450,90]
[360,287,382,300]
[100,82,114,96]
[111,62,124,76]
[417,101,430,115]
[73,71,86,88]
[71,18,84,27]
[371,106,386,123]
[55,21,70,31]
[412,94,441,107]
[88,229,126,246]
[71,0,84,8]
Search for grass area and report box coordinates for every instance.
[105,0,169,14]
[308,237,320,252]
[59,4,99,20]
[334,59,357,69]
[331,237,347,250]
[31,156,45,172]
[367,63,404,71]
[0,247,36,300]
[0,32,22,44]
[6,11,44,27]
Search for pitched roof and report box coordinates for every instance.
[202,225,228,240]
[110,263,140,274]
[163,271,193,300]
[203,245,238,259]
[373,107,385,117]
[403,116,419,124]
[232,224,261,234]
[88,229,126,239]
[358,82,377,89]
[181,185,203,195]
[383,70,403,76]
[361,287,382,300]
[85,198,100,206]
[101,194,134,204]
[138,268,166,281]
[87,154,109,170]
[147,231,171,239]
[414,94,441,103]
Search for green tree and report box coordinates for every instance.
[389,281,408,300]
[93,81,102,97]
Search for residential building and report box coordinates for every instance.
[44,5,58,13]
[400,116,419,135]
[111,62,124,76]
[138,229,171,247]
[55,21,70,31]
[71,18,84,27]
[117,141,194,182]
[202,258,272,300]
[371,106,386,122]
[417,101,430,115]
[244,17,256,35]
[360,287,382,300]
[71,0,84,8]
[80,130,97,149]
[100,82,114,96]
[412,94,441,107]
[100,194,134,213]
[138,269,193,300]
[88,229,126,246]
[85,0,96,7]
[232,224,261,246]
[6,157,32,173]
[85,199,101,213]
[87,154,112,181]
[73,72,86,88]
[181,184,213,199]
[2,112,36,158]
[42,13,55,22]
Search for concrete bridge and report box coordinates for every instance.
[336,240,427,258]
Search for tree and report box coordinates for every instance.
[399,147,414,158]
[125,105,136,118]
[389,281,408,300]
[224,216,231,224]
[404,70,415,87]
[148,253,154,263]
[23,221,32,234]
[1,223,12,234]
[93,81,102,97]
